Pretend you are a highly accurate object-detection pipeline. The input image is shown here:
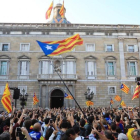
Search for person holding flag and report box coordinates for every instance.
[33,93,39,105]
[1,82,12,113]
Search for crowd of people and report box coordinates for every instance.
[0,106,140,140]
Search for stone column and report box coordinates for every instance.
[118,38,126,79]
[72,84,75,108]
[39,84,42,107]
[46,85,49,108]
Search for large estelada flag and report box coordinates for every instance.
[36,34,83,56]
[64,93,73,100]
[114,95,121,102]
[59,1,64,18]
[33,93,39,105]
[120,83,129,94]
[132,85,140,100]
[1,83,12,113]
[45,1,53,19]
[86,101,94,106]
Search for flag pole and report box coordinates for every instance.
[50,59,86,117]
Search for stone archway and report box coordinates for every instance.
[50,89,64,108]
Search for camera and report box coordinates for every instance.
[50,119,53,123]
[16,127,21,136]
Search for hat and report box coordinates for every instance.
[118,133,128,140]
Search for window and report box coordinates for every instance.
[20,44,30,51]
[128,62,137,76]
[66,61,75,74]
[0,61,8,75]
[39,61,49,74]
[19,61,29,75]
[0,86,5,95]
[108,86,116,95]
[86,44,95,52]
[18,86,27,95]
[106,62,115,76]
[87,61,96,76]
[106,45,114,52]
[0,43,10,51]
[127,45,138,52]
[87,86,96,95]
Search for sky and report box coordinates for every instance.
[0,0,140,24]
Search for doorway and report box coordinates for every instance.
[50,89,64,108]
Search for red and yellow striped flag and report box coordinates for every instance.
[44,34,83,56]
[45,1,53,19]
[114,95,121,102]
[33,93,39,105]
[86,101,94,106]
[120,84,129,94]
[59,1,64,18]
[121,100,126,107]
[132,85,140,100]
[1,83,12,113]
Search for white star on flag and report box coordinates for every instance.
[45,45,53,50]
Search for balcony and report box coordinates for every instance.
[17,75,29,80]
[0,75,8,80]
[37,74,77,80]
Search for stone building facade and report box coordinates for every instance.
[0,3,140,109]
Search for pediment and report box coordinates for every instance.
[38,55,51,59]
[84,55,97,60]
[104,56,117,60]
[126,56,138,60]
[0,55,11,59]
[64,55,77,59]
[18,55,31,59]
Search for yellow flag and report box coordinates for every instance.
[1,83,12,113]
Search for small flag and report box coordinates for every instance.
[33,93,39,105]
[114,95,121,102]
[110,97,114,104]
[120,84,129,94]
[132,85,140,100]
[64,93,73,100]
[45,1,53,19]
[1,83,12,113]
[121,101,126,107]
[86,101,94,106]
[37,34,83,56]
[59,1,64,18]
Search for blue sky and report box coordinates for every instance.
[0,0,140,24]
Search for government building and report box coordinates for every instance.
[0,3,140,109]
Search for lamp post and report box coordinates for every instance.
[84,87,94,109]
[19,89,28,109]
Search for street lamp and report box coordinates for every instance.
[84,87,94,109]
[19,89,28,109]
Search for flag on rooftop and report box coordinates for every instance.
[1,83,12,113]
[33,93,39,105]
[132,85,140,100]
[59,1,64,18]
[120,83,129,94]
[45,1,53,19]
[37,34,83,56]
[114,95,121,102]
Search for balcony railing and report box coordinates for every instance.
[0,75,8,80]
[37,74,77,80]
[17,75,29,80]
